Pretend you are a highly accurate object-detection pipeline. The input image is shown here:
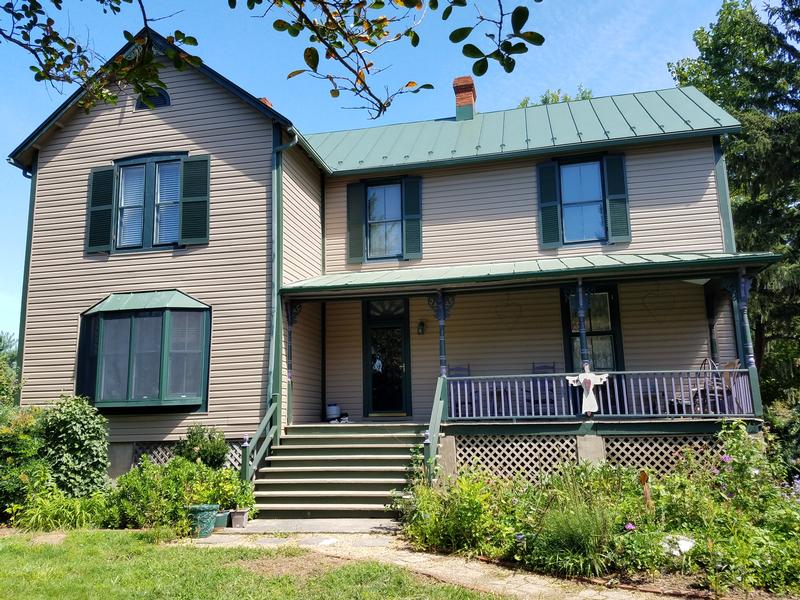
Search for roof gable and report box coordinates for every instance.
[8,27,293,171]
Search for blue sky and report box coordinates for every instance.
[0,0,723,335]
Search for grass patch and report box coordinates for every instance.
[0,529,491,599]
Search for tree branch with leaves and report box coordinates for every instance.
[1,0,547,117]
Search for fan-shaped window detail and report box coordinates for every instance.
[135,88,171,110]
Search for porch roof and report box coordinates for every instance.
[281,252,779,297]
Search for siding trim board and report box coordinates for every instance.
[712,136,737,253]
[16,153,38,404]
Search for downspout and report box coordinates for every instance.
[268,124,298,437]
[14,154,37,407]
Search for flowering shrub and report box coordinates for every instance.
[397,422,800,594]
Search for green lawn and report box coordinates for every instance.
[0,530,491,599]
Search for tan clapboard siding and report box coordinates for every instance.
[282,302,323,425]
[282,143,323,284]
[715,292,739,364]
[21,62,273,442]
[619,281,711,371]
[409,289,565,418]
[324,301,363,418]
[323,138,725,272]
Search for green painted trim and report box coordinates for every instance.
[323,128,741,178]
[320,301,327,421]
[443,418,762,437]
[91,309,209,410]
[320,170,326,274]
[16,153,37,405]
[361,298,412,417]
[731,296,746,367]
[748,364,763,418]
[712,136,737,253]
[283,254,779,296]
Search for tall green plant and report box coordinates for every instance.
[174,424,230,469]
[38,395,108,497]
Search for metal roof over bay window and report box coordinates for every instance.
[281,252,778,297]
[85,290,208,314]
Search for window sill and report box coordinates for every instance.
[95,397,203,409]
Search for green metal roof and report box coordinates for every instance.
[282,252,778,296]
[305,86,739,175]
[85,290,208,314]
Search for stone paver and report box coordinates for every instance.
[221,517,398,535]
[191,532,659,600]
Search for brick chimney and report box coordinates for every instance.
[453,76,476,121]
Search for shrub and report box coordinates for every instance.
[9,484,110,531]
[174,424,230,469]
[0,407,48,517]
[38,395,108,497]
[110,456,251,535]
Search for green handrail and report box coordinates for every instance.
[423,376,448,484]
[240,393,280,481]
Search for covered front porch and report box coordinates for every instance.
[279,252,774,429]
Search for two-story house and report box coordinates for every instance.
[9,30,777,518]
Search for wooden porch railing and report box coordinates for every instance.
[446,370,754,420]
[423,376,448,483]
[240,392,280,481]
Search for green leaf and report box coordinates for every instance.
[228,0,236,7]
[449,26,472,43]
[461,44,484,59]
[182,36,198,47]
[303,47,319,72]
[502,57,516,73]
[273,19,291,32]
[508,42,528,55]
[330,88,340,98]
[370,1,385,7]
[287,69,306,79]
[511,5,529,34]
[517,31,545,46]
[442,5,452,20]
[472,57,489,77]
[428,0,439,8]
[410,83,434,93]
[409,30,420,47]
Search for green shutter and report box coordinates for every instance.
[346,182,365,264]
[402,176,422,260]
[179,155,210,245]
[603,154,631,243]
[85,167,115,253]
[537,162,562,249]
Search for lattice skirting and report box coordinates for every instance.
[454,434,578,479]
[604,435,720,474]
[132,441,243,471]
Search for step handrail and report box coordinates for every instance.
[240,392,280,481]
[423,376,448,484]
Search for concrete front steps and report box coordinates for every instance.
[254,423,425,518]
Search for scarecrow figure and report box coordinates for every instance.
[566,363,608,417]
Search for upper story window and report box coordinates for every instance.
[537,155,631,249]
[76,291,210,409]
[367,184,403,259]
[135,88,171,110]
[560,161,606,243]
[85,154,210,254]
[346,176,422,264]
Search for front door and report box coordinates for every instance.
[363,299,411,417]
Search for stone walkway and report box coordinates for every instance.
[192,530,657,600]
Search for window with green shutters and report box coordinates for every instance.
[347,176,422,263]
[84,153,210,253]
[76,308,210,409]
[537,155,631,249]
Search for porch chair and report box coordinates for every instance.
[691,358,742,414]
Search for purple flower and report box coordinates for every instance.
[711,468,720,476]
[625,522,636,531]
[721,455,733,463]
[515,533,526,543]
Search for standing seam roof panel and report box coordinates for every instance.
[523,104,555,149]
[657,87,723,130]
[634,91,691,133]
[610,95,662,136]
[568,100,608,142]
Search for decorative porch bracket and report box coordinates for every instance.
[428,291,455,377]
[576,278,591,369]
[723,270,762,417]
